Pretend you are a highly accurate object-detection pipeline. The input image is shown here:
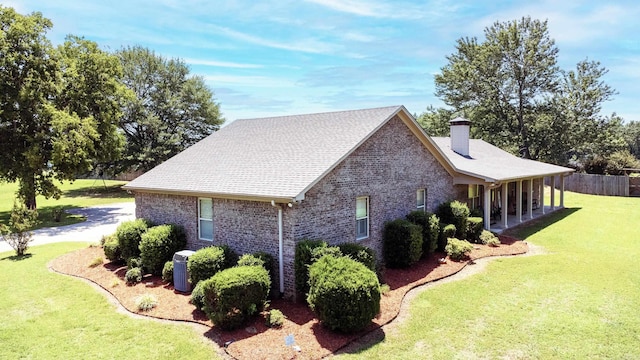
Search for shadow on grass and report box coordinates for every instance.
[63,184,132,200]
[0,253,33,261]
[503,207,581,240]
[0,205,85,230]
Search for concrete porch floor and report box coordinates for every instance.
[489,205,563,234]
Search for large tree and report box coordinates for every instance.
[0,7,125,209]
[116,46,224,172]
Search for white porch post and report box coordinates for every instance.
[540,177,546,214]
[550,175,556,210]
[516,180,523,223]
[483,186,491,230]
[501,182,508,229]
[560,174,565,208]
[528,179,534,220]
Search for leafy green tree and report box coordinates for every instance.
[0,200,38,256]
[117,46,224,172]
[623,121,640,159]
[415,106,455,137]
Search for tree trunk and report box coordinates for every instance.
[19,176,38,210]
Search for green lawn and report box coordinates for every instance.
[0,243,219,360]
[340,191,640,359]
[0,179,133,229]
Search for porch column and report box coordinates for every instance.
[540,177,545,214]
[560,174,565,208]
[528,179,534,220]
[501,182,508,229]
[550,175,556,210]
[483,186,491,230]
[516,180,523,223]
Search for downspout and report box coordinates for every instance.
[271,200,285,296]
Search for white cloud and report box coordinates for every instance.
[203,74,296,88]
[304,0,426,19]
[209,25,337,54]
[183,58,263,69]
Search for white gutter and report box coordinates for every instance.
[271,200,285,296]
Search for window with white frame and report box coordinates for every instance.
[356,196,369,240]
[417,189,426,211]
[468,184,480,210]
[198,198,213,241]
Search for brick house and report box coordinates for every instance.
[124,105,572,298]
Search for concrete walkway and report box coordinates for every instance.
[0,202,135,253]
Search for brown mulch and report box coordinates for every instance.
[49,235,527,360]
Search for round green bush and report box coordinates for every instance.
[445,238,474,261]
[139,224,186,276]
[116,219,150,261]
[438,223,457,252]
[265,309,285,328]
[125,267,143,285]
[162,260,174,284]
[337,242,377,272]
[103,236,121,262]
[127,257,143,270]
[480,230,501,247]
[406,211,440,255]
[294,239,328,296]
[307,255,380,333]
[237,254,265,267]
[466,217,484,243]
[201,265,271,330]
[383,219,423,268]
[190,281,205,310]
[219,245,239,269]
[187,246,225,286]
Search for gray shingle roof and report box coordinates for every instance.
[431,137,574,182]
[124,105,406,201]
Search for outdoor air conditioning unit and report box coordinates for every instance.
[173,250,195,292]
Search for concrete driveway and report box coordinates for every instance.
[0,202,135,253]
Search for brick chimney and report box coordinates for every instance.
[450,117,470,157]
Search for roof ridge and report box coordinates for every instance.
[235,105,403,122]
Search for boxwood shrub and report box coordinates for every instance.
[201,265,271,330]
[383,219,423,268]
[466,217,484,243]
[436,201,470,239]
[307,255,380,333]
[116,219,150,261]
[480,230,501,247]
[445,238,474,261]
[103,236,121,262]
[187,246,226,286]
[139,224,186,276]
[162,260,174,284]
[438,223,457,252]
[125,267,143,285]
[406,211,440,255]
[337,242,376,273]
[294,239,328,296]
[190,281,205,310]
[219,244,239,270]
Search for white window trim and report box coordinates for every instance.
[356,196,369,241]
[417,189,426,211]
[198,198,213,241]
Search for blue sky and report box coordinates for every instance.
[5,0,640,124]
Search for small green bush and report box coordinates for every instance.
[294,239,328,296]
[127,257,143,270]
[125,267,143,285]
[88,257,103,268]
[480,230,501,247]
[383,219,423,268]
[253,251,275,285]
[135,294,158,311]
[438,223,456,252]
[307,255,380,333]
[436,201,470,239]
[116,219,150,261]
[103,237,121,262]
[201,265,271,330]
[139,224,186,276]
[311,245,342,262]
[445,238,474,261]
[190,281,205,310]
[466,217,484,243]
[187,246,226,286]
[337,242,376,272]
[265,309,285,328]
[406,211,440,255]
[237,254,265,267]
[162,260,174,284]
[219,244,239,270]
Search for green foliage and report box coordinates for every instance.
[219,244,239,270]
[237,254,264,267]
[88,257,103,268]
[126,257,142,270]
[480,230,501,247]
[0,200,38,256]
[584,150,640,175]
[162,261,174,284]
[116,218,150,261]
[439,223,457,252]
[116,46,224,173]
[466,217,484,243]
[125,267,143,285]
[253,251,275,287]
[416,105,455,137]
[445,238,474,261]
[265,309,285,328]
[307,255,380,333]
[383,219,423,268]
[337,242,377,273]
[139,224,186,276]
[406,210,440,255]
[187,246,226,286]
[190,281,206,310]
[103,237,121,262]
[436,201,470,239]
[294,239,328,296]
[135,294,158,312]
[201,266,271,330]
[311,245,342,262]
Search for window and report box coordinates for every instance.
[198,198,213,241]
[468,184,480,210]
[356,196,369,240]
[416,189,426,211]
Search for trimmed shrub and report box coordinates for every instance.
[470,207,483,218]
[219,245,239,270]
[480,230,501,247]
[406,211,440,255]
[125,267,143,284]
[103,237,121,262]
[201,265,271,330]
[436,201,470,239]
[311,245,342,262]
[187,246,226,286]
[237,254,264,267]
[445,238,474,261]
[265,309,285,328]
[162,260,174,284]
[438,223,456,252]
[337,242,376,272]
[294,239,328,296]
[116,219,150,261]
[466,217,484,243]
[190,281,205,310]
[253,251,275,285]
[139,224,186,276]
[127,257,143,270]
[383,219,423,268]
[307,255,380,333]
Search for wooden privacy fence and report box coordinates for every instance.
[554,173,633,197]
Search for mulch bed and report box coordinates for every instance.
[49,235,527,360]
